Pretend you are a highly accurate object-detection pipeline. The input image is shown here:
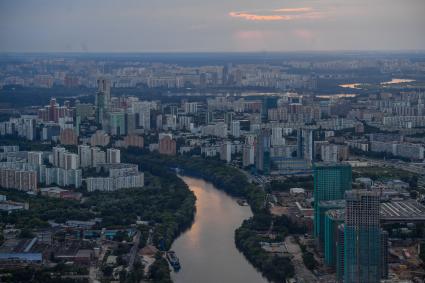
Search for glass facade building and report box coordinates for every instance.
[344,190,381,283]
[324,209,345,267]
[313,163,352,239]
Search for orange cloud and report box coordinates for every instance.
[229,12,291,21]
[273,7,312,13]
[229,7,324,22]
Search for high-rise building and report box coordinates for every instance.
[205,111,214,125]
[107,148,121,164]
[336,224,345,283]
[220,141,232,163]
[313,163,352,239]
[271,127,286,146]
[109,111,126,136]
[381,230,389,279]
[159,134,176,156]
[184,102,198,114]
[242,144,255,167]
[344,190,381,283]
[78,145,92,168]
[132,101,151,130]
[123,135,144,149]
[52,146,67,168]
[59,128,78,145]
[62,153,79,170]
[224,112,233,127]
[255,129,271,175]
[91,147,106,167]
[90,130,110,147]
[0,169,37,192]
[95,77,111,126]
[27,151,43,166]
[298,128,314,163]
[231,121,240,138]
[324,209,345,268]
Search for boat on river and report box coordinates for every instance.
[166,250,181,271]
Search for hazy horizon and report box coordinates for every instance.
[1,0,425,53]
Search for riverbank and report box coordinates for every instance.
[171,176,268,283]
[122,149,298,282]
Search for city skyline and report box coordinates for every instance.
[1,0,425,52]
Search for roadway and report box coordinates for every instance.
[357,157,425,175]
[128,230,141,271]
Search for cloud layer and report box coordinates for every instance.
[229,7,323,21]
[1,0,425,52]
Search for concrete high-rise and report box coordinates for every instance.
[297,128,314,163]
[344,190,381,283]
[107,148,121,164]
[78,145,92,168]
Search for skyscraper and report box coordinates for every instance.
[297,128,314,163]
[255,128,271,175]
[95,77,111,127]
[344,190,381,283]
[132,101,151,130]
[107,148,121,164]
[231,121,240,138]
[324,209,345,268]
[313,163,352,239]
[109,111,126,136]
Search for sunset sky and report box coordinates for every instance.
[1,0,424,52]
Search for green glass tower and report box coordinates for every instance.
[255,128,271,175]
[109,111,126,136]
[344,190,381,283]
[324,209,345,268]
[313,163,352,240]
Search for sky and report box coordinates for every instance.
[0,0,424,52]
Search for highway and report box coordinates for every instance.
[357,157,425,176]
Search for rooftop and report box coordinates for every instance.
[381,199,425,222]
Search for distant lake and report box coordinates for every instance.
[380,78,415,85]
[339,78,415,89]
[339,83,363,89]
[317,93,358,99]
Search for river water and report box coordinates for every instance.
[170,176,268,283]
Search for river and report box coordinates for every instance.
[170,176,268,283]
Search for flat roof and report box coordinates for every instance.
[381,200,425,222]
[0,253,42,261]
